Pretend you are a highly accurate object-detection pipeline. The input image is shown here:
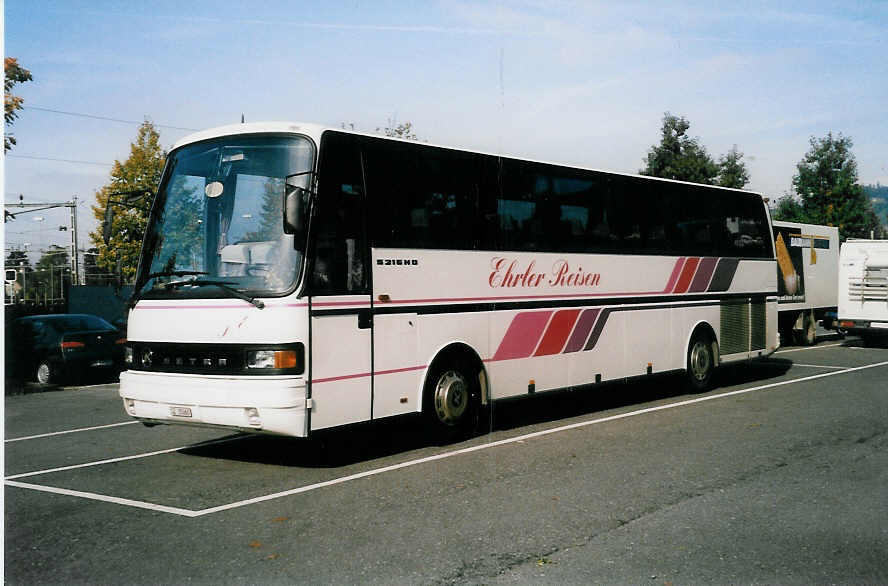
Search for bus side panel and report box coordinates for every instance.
[623,307,672,376]
[372,312,421,419]
[565,309,625,387]
[310,302,372,430]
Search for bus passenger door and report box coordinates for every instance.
[306,132,372,431]
[309,293,372,431]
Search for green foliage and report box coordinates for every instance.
[641,114,750,188]
[35,245,69,271]
[716,146,750,189]
[4,57,33,152]
[789,132,882,240]
[89,121,167,283]
[863,183,888,230]
[640,113,720,185]
[377,120,418,141]
[5,249,31,270]
[771,194,806,222]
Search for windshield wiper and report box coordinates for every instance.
[127,270,211,309]
[165,277,265,309]
[147,270,209,279]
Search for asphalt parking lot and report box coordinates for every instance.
[5,336,888,584]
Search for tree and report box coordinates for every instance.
[771,194,805,223]
[31,245,70,302]
[641,113,719,184]
[716,145,750,189]
[781,132,883,240]
[89,121,166,283]
[83,247,115,286]
[377,120,418,141]
[5,249,31,271]
[862,183,888,231]
[5,57,33,152]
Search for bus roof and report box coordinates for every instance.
[172,121,765,199]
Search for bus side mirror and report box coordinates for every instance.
[284,177,308,238]
[102,205,114,245]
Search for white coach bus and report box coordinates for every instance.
[119,122,778,438]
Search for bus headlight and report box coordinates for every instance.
[246,349,302,370]
[124,346,134,365]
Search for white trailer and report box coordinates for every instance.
[838,239,888,344]
[772,221,840,345]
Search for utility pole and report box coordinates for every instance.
[6,195,82,285]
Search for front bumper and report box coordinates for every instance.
[119,370,308,436]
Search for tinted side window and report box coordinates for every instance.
[365,140,482,250]
[310,132,368,295]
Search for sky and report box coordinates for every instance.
[3,0,887,264]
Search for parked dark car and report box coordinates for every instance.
[6,314,126,385]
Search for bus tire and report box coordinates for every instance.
[423,357,481,442]
[686,329,716,392]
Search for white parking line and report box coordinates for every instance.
[790,363,849,370]
[775,342,844,354]
[5,421,139,443]
[4,481,199,517]
[4,435,247,480]
[6,360,888,517]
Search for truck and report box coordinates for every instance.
[772,221,840,345]
[837,239,888,344]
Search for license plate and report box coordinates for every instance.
[170,406,193,418]
[872,322,888,329]
[91,360,113,367]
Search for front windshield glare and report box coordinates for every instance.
[140,135,314,298]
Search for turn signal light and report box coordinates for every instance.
[61,341,85,350]
[839,320,855,328]
[273,350,300,369]
[246,348,303,371]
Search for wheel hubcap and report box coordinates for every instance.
[434,370,468,425]
[37,363,50,384]
[690,342,710,381]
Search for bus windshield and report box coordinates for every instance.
[136,135,315,300]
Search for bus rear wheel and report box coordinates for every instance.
[423,359,480,442]
[686,330,716,392]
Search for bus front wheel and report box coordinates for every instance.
[686,330,716,392]
[423,359,480,442]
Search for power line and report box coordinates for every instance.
[7,154,114,166]
[24,106,198,132]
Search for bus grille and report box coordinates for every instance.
[849,268,888,303]
[720,301,750,355]
[750,301,766,351]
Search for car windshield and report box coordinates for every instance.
[136,134,314,299]
[43,315,115,332]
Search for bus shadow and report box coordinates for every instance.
[489,358,793,433]
[181,359,793,469]
[180,417,433,469]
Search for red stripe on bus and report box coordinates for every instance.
[563,308,601,353]
[492,311,554,361]
[672,257,700,294]
[661,257,686,292]
[534,309,582,356]
[313,364,426,384]
[688,257,719,292]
